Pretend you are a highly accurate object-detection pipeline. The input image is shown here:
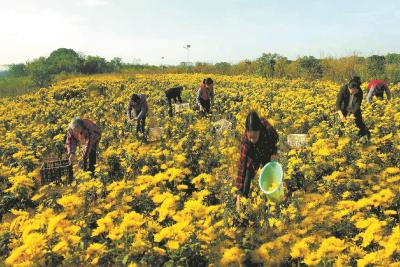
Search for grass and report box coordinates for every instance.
[0,76,35,98]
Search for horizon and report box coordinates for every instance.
[1,0,400,66]
[0,48,396,70]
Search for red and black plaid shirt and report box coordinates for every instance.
[235,119,279,191]
[66,119,101,160]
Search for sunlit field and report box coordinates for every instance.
[1,74,399,266]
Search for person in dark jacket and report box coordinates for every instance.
[66,118,101,174]
[235,111,279,212]
[165,86,183,117]
[196,78,214,115]
[336,78,370,138]
[352,76,362,88]
[126,93,148,135]
[366,79,391,103]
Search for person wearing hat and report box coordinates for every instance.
[165,85,183,117]
[126,93,148,136]
[196,78,214,115]
[235,111,279,212]
[336,77,370,138]
[366,79,391,103]
[66,118,101,174]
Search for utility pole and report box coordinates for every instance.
[183,44,191,73]
[161,56,165,71]
[183,44,191,64]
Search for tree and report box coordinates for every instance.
[190,62,211,73]
[231,60,254,75]
[321,56,360,83]
[366,55,385,79]
[80,56,109,74]
[385,53,400,64]
[214,62,231,74]
[109,57,123,72]
[274,57,290,78]
[7,63,28,77]
[295,56,323,80]
[386,64,400,83]
[26,57,52,87]
[255,53,280,78]
[47,48,83,74]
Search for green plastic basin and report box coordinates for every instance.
[259,161,285,203]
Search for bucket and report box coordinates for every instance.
[259,161,285,203]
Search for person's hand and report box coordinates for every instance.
[236,195,241,212]
[69,154,75,164]
[199,106,204,112]
[339,112,346,122]
[271,154,279,161]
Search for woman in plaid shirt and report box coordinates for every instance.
[66,118,101,174]
[235,111,279,211]
[196,78,214,115]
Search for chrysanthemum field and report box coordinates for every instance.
[0,74,399,266]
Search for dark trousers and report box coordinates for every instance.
[375,92,384,100]
[343,110,370,137]
[240,158,271,198]
[83,145,97,174]
[167,96,183,117]
[241,169,253,198]
[199,98,211,115]
[136,117,146,134]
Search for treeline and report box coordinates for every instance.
[158,53,400,84]
[2,48,400,97]
[5,48,123,87]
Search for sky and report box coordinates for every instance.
[0,0,399,68]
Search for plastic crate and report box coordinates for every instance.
[287,134,308,148]
[213,119,232,135]
[174,103,190,113]
[40,158,73,185]
[148,127,163,142]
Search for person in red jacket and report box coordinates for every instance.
[66,118,101,174]
[366,79,391,103]
[235,111,279,212]
[196,78,214,115]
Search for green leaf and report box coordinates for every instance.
[122,254,129,265]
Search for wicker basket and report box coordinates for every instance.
[287,134,308,148]
[40,158,73,185]
[174,103,190,113]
